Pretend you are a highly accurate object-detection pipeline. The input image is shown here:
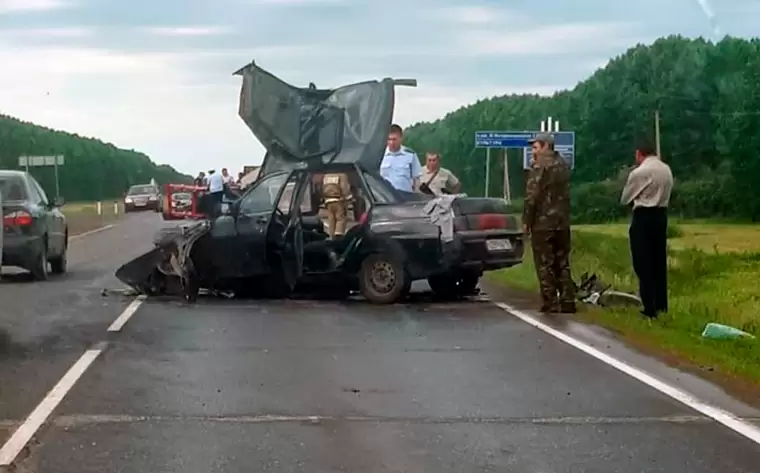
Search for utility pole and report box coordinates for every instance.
[655,109,661,157]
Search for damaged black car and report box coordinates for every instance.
[115,62,525,304]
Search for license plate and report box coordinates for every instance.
[135,202,146,206]
[486,239,512,251]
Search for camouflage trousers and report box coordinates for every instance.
[531,227,575,310]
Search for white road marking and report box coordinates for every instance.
[107,296,146,332]
[495,302,760,446]
[0,348,102,466]
[70,224,115,241]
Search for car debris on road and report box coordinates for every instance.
[114,61,525,304]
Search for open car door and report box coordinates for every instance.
[230,169,307,293]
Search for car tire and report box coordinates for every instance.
[359,252,407,304]
[50,233,68,274]
[31,243,49,281]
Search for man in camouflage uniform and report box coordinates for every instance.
[523,133,576,314]
[322,172,352,239]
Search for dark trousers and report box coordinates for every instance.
[629,207,668,316]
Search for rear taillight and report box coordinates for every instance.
[476,214,507,230]
[3,211,33,227]
[358,212,369,225]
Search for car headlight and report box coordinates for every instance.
[125,198,133,203]
[149,196,157,200]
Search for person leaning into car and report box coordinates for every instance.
[380,124,423,194]
[322,172,352,239]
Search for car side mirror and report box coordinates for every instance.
[52,196,65,207]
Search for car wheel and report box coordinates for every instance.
[359,252,407,304]
[50,234,68,274]
[31,244,49,281]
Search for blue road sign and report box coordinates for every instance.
[475,131,535,148]
[472,130,575,170]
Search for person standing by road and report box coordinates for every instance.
[380,124,422,194]
[523,133,576,314]
[206,169,225,211]
[221,168,235,186]
[620,137,674,319]
[420,151,461,196]
[321,172,352,239]
[194,172,206,187]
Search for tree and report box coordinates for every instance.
[0,114,191,201]
[405,35,760,221]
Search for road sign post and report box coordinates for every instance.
[18,155,65,198]
[474,128,575,201]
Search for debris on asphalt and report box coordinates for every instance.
[574,272,642,308]
[701,322,756,340]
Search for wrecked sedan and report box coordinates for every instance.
[115,62,525,303]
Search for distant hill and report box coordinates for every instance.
[0,114,192,201]
[405,35,760,221]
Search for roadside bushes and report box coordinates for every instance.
[569,171,741,224]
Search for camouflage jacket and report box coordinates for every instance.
[523,150,571,231]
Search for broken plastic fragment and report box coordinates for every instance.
[701,322,756,340]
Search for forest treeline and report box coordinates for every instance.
[405,35,760,222]
[0,114,191,201]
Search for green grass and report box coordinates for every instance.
[488,226,760,385]
[61,200,125,234]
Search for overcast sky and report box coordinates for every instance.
[0,0,756,175]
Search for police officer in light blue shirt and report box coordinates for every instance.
[380,124,422,193]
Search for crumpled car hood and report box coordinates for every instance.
[234,61,401,178]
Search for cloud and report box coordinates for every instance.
[0,0,70,13]
[394,83,565,128]
[0,27,92,38]
[434,5,521,25]
[141,26,232,37]
[457,22,637,56]
[251,0,345,5]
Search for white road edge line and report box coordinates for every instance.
[495,302,760,445]
[69,224,116,241]
[107,295,147,332]
[0,348,102,466]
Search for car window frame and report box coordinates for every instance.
[28,175,49,206]
[0,174,30,202]
[235,171,291,216]
[360,171,398,205]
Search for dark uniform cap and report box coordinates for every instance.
[528,133,555,146]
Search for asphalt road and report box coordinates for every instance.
[1,211,759,472]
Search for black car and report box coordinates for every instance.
[124,184,160,212]
[1,170,68,280]
[114,62,524,303]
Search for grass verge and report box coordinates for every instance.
[61,200,125,235]
[487,225,760,391]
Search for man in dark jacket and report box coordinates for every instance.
[523,133,576,313]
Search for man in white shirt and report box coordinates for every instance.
[206,169,225,213]
[621,137,674,319]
